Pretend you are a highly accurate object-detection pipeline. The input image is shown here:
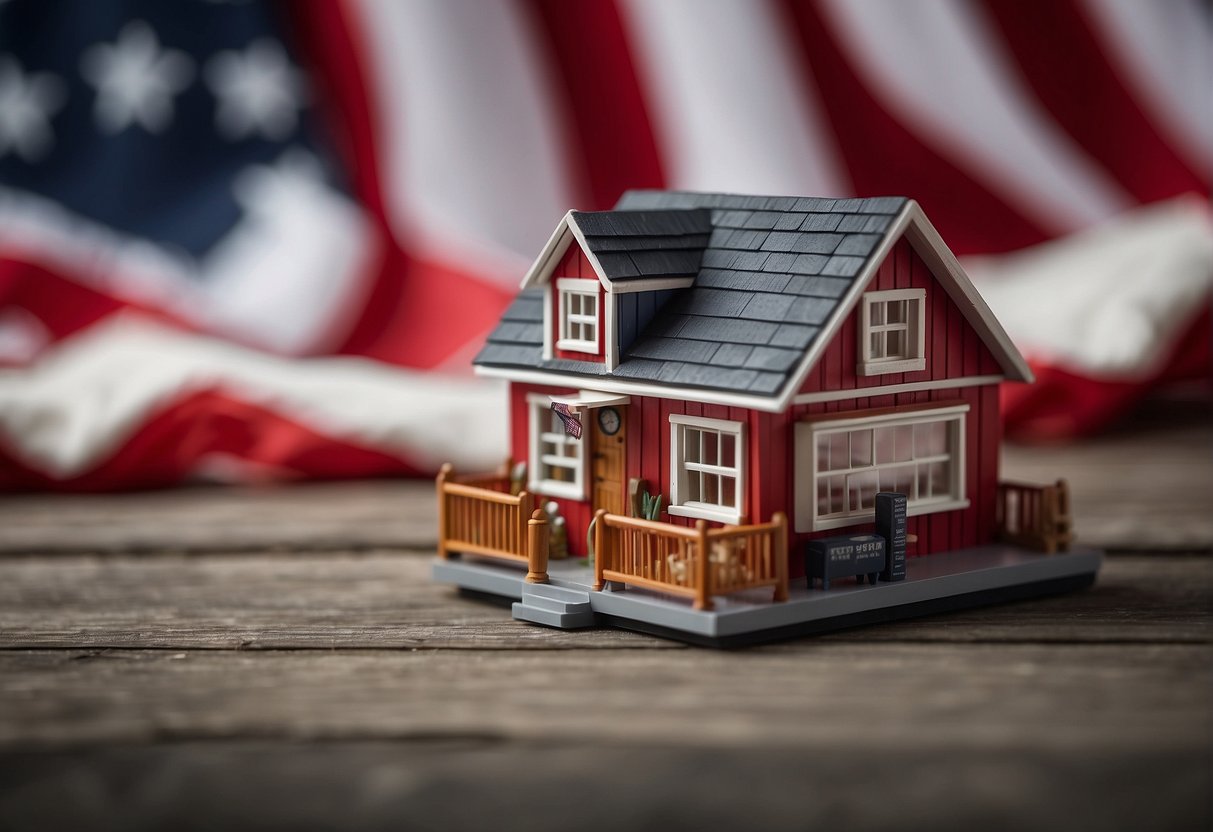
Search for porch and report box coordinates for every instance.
[435,464,790,612]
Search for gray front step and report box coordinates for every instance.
[512,582,596,630]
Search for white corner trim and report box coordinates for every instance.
[541,283,553,360]
[605,291,618,370]
[792,374,1003,405]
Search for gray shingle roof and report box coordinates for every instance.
[572,208,710,282]
[475,191,909,399]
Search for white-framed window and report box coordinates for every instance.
[527,394,585,500]
[859,288,926,375]
[794,405,969,532]
[556,278,600,353]
[668,415,746,524]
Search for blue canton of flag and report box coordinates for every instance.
[0,0,369,355]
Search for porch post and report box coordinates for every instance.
[526,509,549,584]
[436,463,452,559]
[773,512,789,602]
[592,509,607,591]
[693,520,713,611]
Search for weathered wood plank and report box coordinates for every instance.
[0,553,1206,650]
[0,480,437,554]
[1,741,1206,832]
[0,644,1206,751]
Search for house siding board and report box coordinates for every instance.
[798,237,1000,398]
[782,383,996,577]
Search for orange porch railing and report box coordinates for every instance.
[436,464,548,583]
[996,479,1073,554]
[592,510,789,611]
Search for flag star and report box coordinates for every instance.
[205,40,306,142]
[81,21,194,134]
[0,57,65,162]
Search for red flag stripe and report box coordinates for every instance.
[780,0,1054,256]
[981,0,1209,205]
[524,0,667,210]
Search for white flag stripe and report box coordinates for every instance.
[0,176,370,355]
[1082,0,1213,177]
[964,197,1213,378]
[822,0,1133,233]
[618,0,850,197]
[0,319,507,478]
[350,0,579,279]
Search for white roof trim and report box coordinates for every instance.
[477,364,786,412]
[510,199,1032,413]
[770,199,1032,410]
[519,212,697,293]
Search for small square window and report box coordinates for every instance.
[556,279,600,354]
[858,289,926,375]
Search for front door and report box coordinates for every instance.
[590,405,627,517]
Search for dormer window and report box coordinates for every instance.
[859,288,926,375]
[556,278,600,354]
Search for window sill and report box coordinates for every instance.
[556,339,599,355]
[528,480,586,501]
[805,498,969,533]
[667,503,744,525]
[857,358,926,376]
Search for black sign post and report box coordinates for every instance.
[876,492,907,582]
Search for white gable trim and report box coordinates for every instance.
[508,199,1031,413]
[520,212,697,294]
[771,200,1032,412]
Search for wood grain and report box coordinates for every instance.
[0,409,1208,830]
[1,643,1205,750]
[0,553,1207,649]
[3,741,1205,832]
[0,480,436,554]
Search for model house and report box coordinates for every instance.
[435,191,1098,645]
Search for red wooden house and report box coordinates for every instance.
[436,191,1093,643]
[473,191,1032,571]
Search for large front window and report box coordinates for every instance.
[794,405,968,532]
[528,395,585,500]
[556,278,599,353]
[668,415,745,524]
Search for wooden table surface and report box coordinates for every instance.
[0,401,1209,831]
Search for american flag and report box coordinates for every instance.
[0,0,1209,490]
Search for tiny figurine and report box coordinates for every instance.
[434,191,1101,646]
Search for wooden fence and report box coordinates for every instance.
[436,464,549,583]
[996,479,1073,554]
[593,510,788,611]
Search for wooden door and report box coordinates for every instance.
[591,406,627,517]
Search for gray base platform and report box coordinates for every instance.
[433,545,1104,647]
